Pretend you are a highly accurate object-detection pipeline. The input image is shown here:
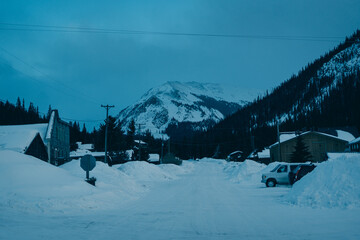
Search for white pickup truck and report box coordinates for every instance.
[261,163,301,187]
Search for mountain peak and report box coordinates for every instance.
[117,81,261,138]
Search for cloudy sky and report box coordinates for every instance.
[0,0,359,129]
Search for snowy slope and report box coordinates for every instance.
[275,40,360,125]
[117,81,259,137]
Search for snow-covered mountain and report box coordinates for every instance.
[274,38,360,125]
[117,81,259,137]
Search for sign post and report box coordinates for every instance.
[80,154,96,180]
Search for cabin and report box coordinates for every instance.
[0,110,70,165]
[269,130,354,162]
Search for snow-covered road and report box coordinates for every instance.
[2,159,360,239]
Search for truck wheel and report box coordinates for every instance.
[266,179,276,187]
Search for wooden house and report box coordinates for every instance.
[269,131,354,162]
[45,110,70,165]
[0,110,70,165]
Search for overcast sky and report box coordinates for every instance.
[0,0,359,129]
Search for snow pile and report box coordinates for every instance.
[0,151,194,215]
[118,161,182,182]
[285,154,360,208]
[159,160,195,175]
[61,160,144,197]
[0,150,100,214]
[224,160,267,185]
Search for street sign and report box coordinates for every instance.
[80,154,96,179]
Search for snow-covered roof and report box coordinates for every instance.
[280,133,297,142]
[0,124,48,153]
[327,152,360,160]
[349,136,360,144]
[70,149,105,158]
[76,142,94,151]
[45,110,55,140]
[248,148,270,159]
[257,148,270,158]
[270,130,354,148]
[336,130,355,142]
[148,153,160,162]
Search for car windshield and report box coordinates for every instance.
[270,164,280,172]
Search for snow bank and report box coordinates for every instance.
[224,160,267,185]
[159,160,195,175]
[0,151,194,215]
[0,150,99,214]
[118,160,193,182]
[61,160,145,197]
[285,154,360,208]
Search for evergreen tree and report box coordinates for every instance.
[126,119,136,149]
[47,105,52,120]
[289,136,312,163]
[69,121,81,151]
[28,102,36,113]
[81,123,87,142]
[15,97,21,109]
[95,116,125,152]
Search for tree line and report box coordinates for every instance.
[0,99,163,162]
[0,97,48,125]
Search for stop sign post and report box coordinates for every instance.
[80,154,96,179]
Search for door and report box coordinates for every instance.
[276,165,289,184]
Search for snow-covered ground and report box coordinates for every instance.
[1,150,359,239]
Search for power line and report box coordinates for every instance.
[61,117,104,123]
[0,22,349,42]
[0,45,102,105]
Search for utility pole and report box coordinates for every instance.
[277,121,282,162]
[101,104,115,164]
[138,124,141,161]
[161,135,164,164]
[137,123,145,161]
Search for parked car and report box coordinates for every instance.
[226,151,243,162]
[261,163,300,187]
[289,164,316,185]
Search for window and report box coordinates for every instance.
[277,165,287,173]
[270,164,280,172]
[290,165,299,171]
